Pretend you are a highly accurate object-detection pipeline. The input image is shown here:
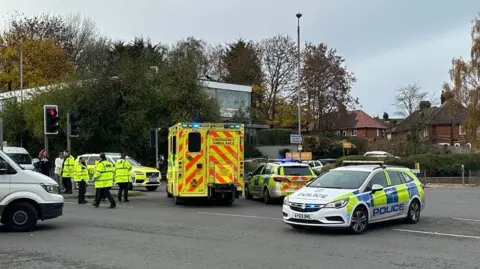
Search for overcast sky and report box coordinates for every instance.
[1,0,478,117]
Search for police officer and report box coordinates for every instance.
[114,153,132,202]
[74,157,89,204]
[92,153,116,208]
[60,150,75,194]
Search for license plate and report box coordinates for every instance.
[292,181,306,186]
[292,213,313,220]
[149,177,157,182]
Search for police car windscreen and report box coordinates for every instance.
[308,170,370,189]
[283,166,312,176]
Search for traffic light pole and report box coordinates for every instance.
[44,134,49,153]
[0,118,3,151]
[66,113,71,152]
[155,128,161,169]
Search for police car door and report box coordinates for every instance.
[385,171,409,218]
[365,171,389,222]
[249,165,265,195]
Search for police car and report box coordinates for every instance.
[282,161,425,234]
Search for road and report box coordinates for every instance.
[1,186,479,269]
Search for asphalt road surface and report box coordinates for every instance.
[1,186,479,269]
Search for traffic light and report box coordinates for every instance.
[44,105,60,135]
[68,111,81,137]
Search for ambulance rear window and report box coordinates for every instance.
[188,132,201,152]
[282,166,313,176]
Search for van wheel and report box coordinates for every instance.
[349,207,368,234]
[263,188,271,204]
[3,202,38,232]
[166,186,173,198]
[174,196,184,205]
[245,185,253,200]
[405,199,421,224]
[146,186,158,192]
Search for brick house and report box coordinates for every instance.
[333,110,387,138]
[391,97,468,144]
[375,112,403,140]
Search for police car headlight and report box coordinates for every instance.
[283,196,289,205]
[41,183,59,193]
[324,198,349,209]
[134,171,144,175]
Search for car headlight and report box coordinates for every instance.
[41,184,59,193]
[283,196,290,205]
[134,171,144,175]
[324,198,349,208]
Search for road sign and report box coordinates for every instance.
[297,144,303,151]
[343,141,352,149]
[290,134,303,144]
[286,152,312,161]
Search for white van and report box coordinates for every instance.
[2,147,35,170]
[0,150,64,232]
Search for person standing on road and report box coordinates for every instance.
[114,153,132,202]
[74,157,89,204]
[60,150,75,194]
[92,153,116,209]
[36,150,51,177]
[54,152,64,193]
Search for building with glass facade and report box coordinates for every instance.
[199,79,252,119]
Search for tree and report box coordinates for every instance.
[393,82,428,117]
[0,38,74,92]
[220,39,263,85]
[259,34,297,122]
[301,42,357,131]
[168,37,209,78]
[442,13,480,142]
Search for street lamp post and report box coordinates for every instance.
[296,13,302,161]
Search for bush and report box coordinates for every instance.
[320,163,336,173]
[256,129,295,146]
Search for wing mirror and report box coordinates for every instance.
[0,161,8,174]
[371,184,384,193]
[158,154,165,163]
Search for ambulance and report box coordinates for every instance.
[166,122,244,205]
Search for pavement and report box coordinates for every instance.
[1,185,480,269]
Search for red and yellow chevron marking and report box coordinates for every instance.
[208,165,234,184]
[281,176,314,191]
[187,175,204,192]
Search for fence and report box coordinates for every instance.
[418,169,480,186]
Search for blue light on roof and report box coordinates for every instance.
[281,159,286,163]
[182,123,188,128]
[235,124,240,128]
[193,123,200,128]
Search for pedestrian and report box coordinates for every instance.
[74,157,89,204]
[60,150,75,194]
[37,150,51,177]
[114,153,132,202]
[92,153,116,209]
[54,152,64,193]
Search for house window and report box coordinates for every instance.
[336,131,341,136]
[342,130,346,136]
[376,129,380,136]
[459,125,466,135]
[351,129,357,136]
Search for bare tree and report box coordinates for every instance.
[203,44,226,79]
[393,82,428,117]
[258,34,297,122]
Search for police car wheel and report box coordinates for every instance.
[3,202,38,232]
[405,199,421,224]
[349,207,368,234]
[245,185,253,200]
[263,188,271,204]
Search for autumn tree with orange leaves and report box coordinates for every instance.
[442,13,480,142]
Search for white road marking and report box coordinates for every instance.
[452,217,480,222]
[197,212,281,220]
[64,201,133,208]
[394,229,480,239]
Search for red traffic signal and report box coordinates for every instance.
[49,109,57,116]
[44,105,60,135]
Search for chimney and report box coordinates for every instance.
[383,112,389,121]
[419,101,431,110]
[441,91,446,105]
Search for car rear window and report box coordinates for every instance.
[282,166,312,176]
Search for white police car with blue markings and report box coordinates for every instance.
[282,161,425,234]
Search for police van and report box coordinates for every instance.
[0,150,63,232]
[282,161,425,234]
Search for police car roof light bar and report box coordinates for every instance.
[343,160,385,168]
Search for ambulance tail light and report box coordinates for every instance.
[274,177,289,183]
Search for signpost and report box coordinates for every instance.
[342,141,352,156]
[286,152,312,161]
[290,134,303,160]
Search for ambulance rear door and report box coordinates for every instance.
[179,128,208,196]
[206,129,240,187]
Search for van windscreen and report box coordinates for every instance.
[7,153,32,165]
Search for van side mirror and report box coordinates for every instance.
[0,161,8,174]
[371,184,384,193]
[158,154,165,163]
[32,158,39,164]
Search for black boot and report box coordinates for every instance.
[109,203,116,209]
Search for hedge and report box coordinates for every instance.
[256,129,295,146]
[328,154,480,177]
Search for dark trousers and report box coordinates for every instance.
[95,188,106,201]
[62,177,72,193]
[77,181,87,203]
[117,182,129,201]
[94,188,116,207]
